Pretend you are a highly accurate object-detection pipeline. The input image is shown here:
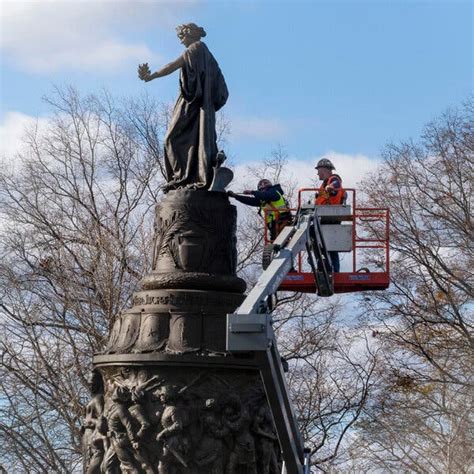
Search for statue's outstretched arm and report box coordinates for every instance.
[139,56,185,82]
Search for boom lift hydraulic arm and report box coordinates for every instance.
[227,191,389,473]
[226,205,331,474]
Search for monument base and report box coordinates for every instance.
[85,189,281,473]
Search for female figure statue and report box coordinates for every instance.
[138,23,228,191]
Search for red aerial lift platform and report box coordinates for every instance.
[264,188,390,295]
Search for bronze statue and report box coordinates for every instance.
[102,386,141,474]
[138,23,229,192]
[195,398,228,473]
[252,404,280,474]
[86,24,283,472]
[155,385,191,473]
[82,371,107,474]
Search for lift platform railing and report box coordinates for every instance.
[263,188,390,293]
[297,188,389,275]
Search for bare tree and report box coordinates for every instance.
[0,86,165,471]
[347,98,474,472]
[0,89,378,472]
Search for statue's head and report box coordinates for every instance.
[159,384,179,404]
[176,23,206,47]
[87,370,104,395]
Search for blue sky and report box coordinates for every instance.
[1,0,472,173]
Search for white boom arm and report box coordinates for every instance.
[226,210,326,474]
[238,216,309,315]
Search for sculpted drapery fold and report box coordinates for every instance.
[164,41,228,190]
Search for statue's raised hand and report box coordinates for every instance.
[138,63,152,82]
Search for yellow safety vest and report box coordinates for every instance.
[260,191,289,224]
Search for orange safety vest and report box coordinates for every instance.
[315,174,345,205]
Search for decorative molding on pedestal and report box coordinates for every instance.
[84,189,280,473]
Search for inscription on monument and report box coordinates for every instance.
[132,290,244,309]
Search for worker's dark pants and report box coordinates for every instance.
[329,252,340,273]
[268,213,292,241]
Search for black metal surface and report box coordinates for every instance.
[309,209,334,297]
[256,344,304,474]
[93,352,261,370]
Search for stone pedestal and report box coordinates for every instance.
[84,190,281,474]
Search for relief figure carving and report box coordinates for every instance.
[155,385,192,474]
[92,366,281,473]
[223,395,258,474]
[195,397,229,474]
[129,386,161,474]
[252,404,280,474]
[102,386,141,474]
[82,370,107,474]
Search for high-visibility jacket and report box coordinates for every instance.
[260,191,289,224]
[315,174,345,205]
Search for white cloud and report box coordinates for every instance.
[230,152,382,274]
[311,151,379,189]
[21,40,154,75]
[231,116,287,140]
[0,1,193,74]
[0,111,47,160]
[232,151,379,192]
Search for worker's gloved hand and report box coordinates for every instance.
[227,190,236,197]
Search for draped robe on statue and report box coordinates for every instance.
[164,41,229,190]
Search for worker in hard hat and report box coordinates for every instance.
[315,158,345,206]
[315,158,345,272]
[228,179,292,241]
